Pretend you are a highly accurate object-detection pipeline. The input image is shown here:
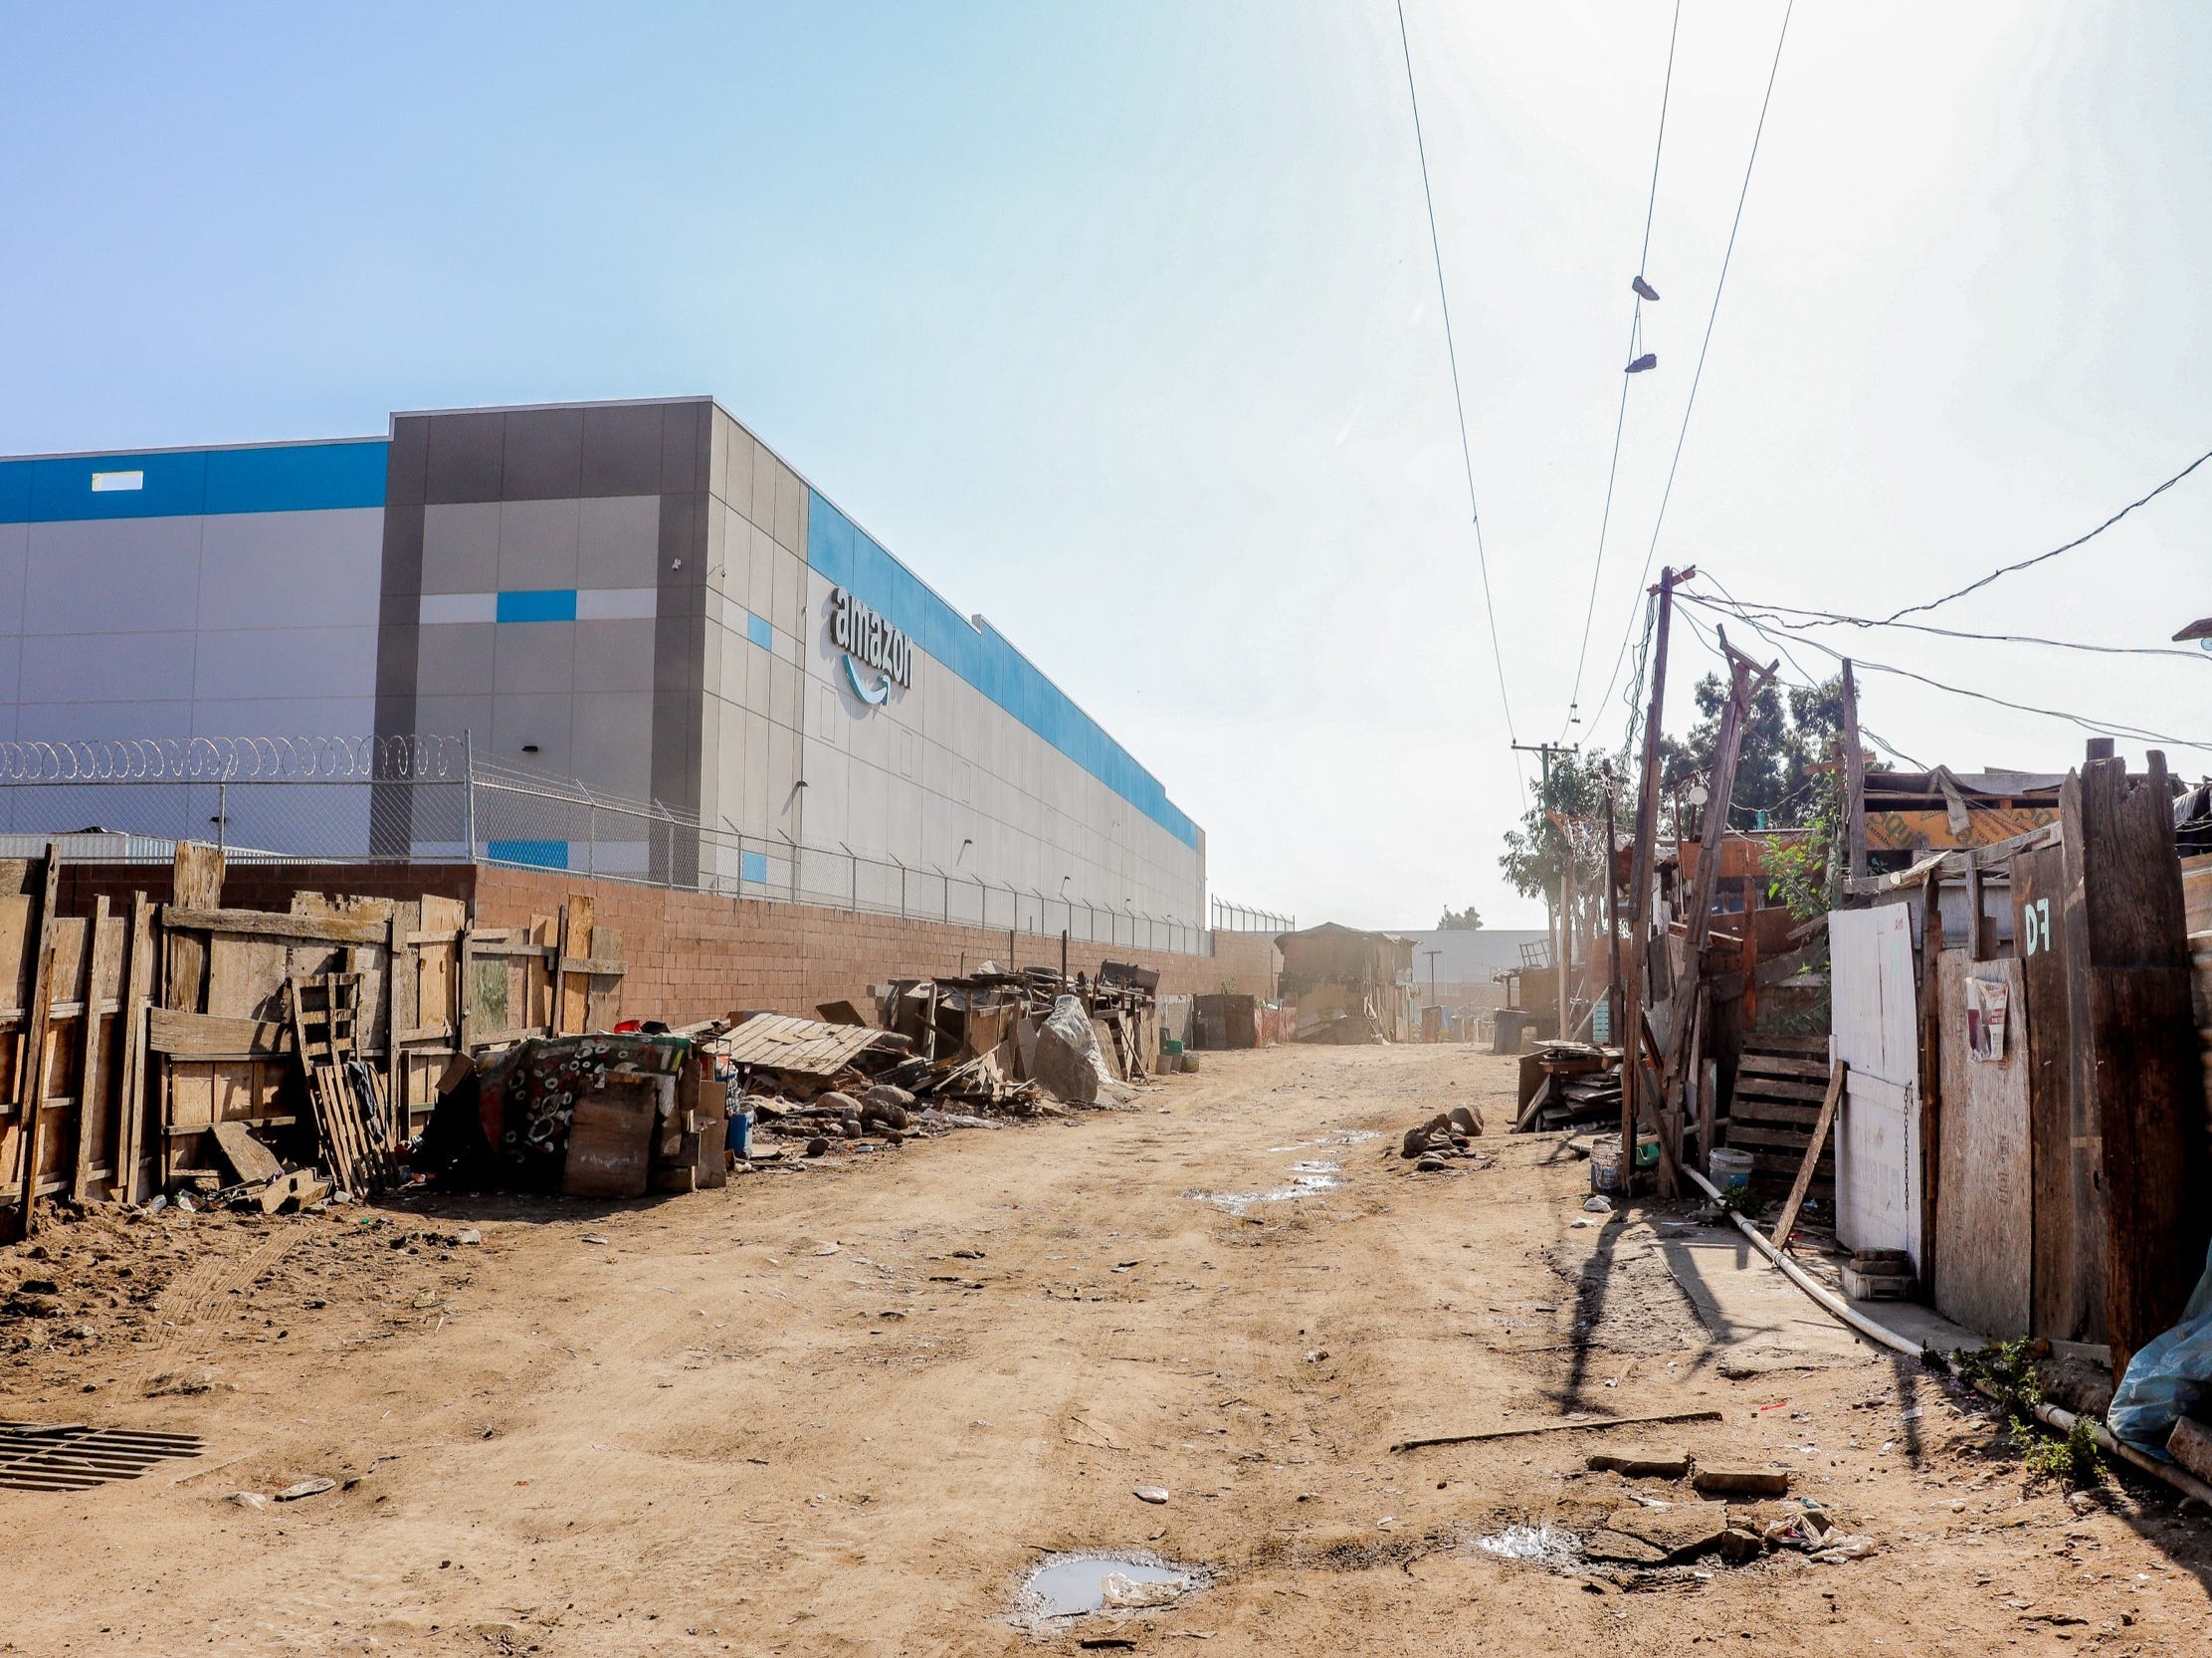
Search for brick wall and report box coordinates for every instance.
[471,868,1279,1025]
[46,857,1279,1027]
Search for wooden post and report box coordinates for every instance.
[2068,750,2209,1375]
[1623,565,1690,1182]
[1692,982,1714,1172]
[113,893,155,1206]
[1559,846,1575,1038]
[1604,783,1624,1052]
[7,846,61,1238]
[1841,659,1867,884]
[1661,634,1778,1192]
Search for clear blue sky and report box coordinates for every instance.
[5,3,2208,929]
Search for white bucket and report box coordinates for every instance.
[1590,1138,1623,1194]
[1709,1146,1755,1194]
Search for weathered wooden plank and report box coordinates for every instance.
[162,907,390,946]
[2071,754,2209,1375]
[113,894,155,1205]
[68,897,116,1201]
[1735,1053,1830,1081]
[7,849,60,1239]
[209,1120,284,1186]
[163,842,226,1019]
[2015,842,2083,1343]
[556,896,593,1036]
[147,1007,293,1061]
[1933,950,2032,1338]
[1771,1062,1847,1250]
[386,909,414,1133]
[1733,1075,1831,1105]
[584,927,623,1032]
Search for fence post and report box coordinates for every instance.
[463,729,478,861]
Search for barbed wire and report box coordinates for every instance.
[0,733,467,785]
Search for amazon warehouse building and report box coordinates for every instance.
[0,397,1207,944]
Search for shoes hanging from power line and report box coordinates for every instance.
[1632,275,1661,302]
[1626,352,1658,373]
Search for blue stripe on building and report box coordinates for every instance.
[0,440,387,523]
[807,489,1200,849]
[496,589,579,623]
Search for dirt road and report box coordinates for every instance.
[5,1044,2210,1654]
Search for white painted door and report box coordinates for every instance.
[1828,904,1922,1268]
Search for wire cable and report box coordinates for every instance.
[1696,597,2212,755]
[1558,0,1684,737]
[1589,0,1796,733]
[1393,0,1522,786]
[1884,445,2212,622]
[1688,589,2211,661]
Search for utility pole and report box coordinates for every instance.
[1624,564,1692,1191]
[1422,947,1442,1041]
[1840,658,1867,886]
[1513,739,1578,1040]
[1604,776,1624,1050]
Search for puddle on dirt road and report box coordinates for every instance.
[1014,1552,1207,1631]
[1266,1130,1383,1152]
[1475,1523,1584,1570]
[1185,1169,1342,1214]
[1188,1137,1373,1214]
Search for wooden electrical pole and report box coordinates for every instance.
[1662,629,1778,1190]
[1623,565,1691,1188]
[1841,658,1868,884]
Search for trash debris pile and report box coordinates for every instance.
[1512,1041,1623,1133]
[1398,1105,1486,1172]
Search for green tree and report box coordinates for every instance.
[1436,906,1484,932]
[1499,750,1611,903]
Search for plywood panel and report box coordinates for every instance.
[46,919,88,1009]
[1933,950,2031,1337]
[0,896,34,1011]
[1830,902,1923,1266]
[207,936,291,1021]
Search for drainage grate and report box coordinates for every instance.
[0,1421,206,1492]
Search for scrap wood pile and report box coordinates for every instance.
[701,960,1166,1161]
[1513,1041,1624,1132]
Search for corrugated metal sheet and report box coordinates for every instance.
[713,1013,888,1077]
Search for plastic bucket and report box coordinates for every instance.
[1709,1146,1755,1194]
[1590,1139,1623,1194]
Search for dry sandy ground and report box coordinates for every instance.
[4,1043,2211,1656]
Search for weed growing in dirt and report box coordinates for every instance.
[1951,1338,2104,1489]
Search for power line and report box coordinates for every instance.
[1589,0,1796,734]
[1885,445,2212,622]
[1558,0,1684,738]
[1393,0,1521,778]
[1699,597,2212,755]
[1687,589,2212,661]
[1672,602,1926,770]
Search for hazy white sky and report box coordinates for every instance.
[4,3,2207,929]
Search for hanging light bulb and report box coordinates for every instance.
[1632,275,1661,302]
[1625,352,1658,374]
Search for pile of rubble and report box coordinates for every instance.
[704,961,1165,1160]
[1398,1105,1486,1171]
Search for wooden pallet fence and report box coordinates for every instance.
[1,840,631,1222]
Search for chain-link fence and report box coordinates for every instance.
[0,735,1227,955]
[1210,897,1296,934]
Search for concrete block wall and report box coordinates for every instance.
[470,867,1276,1027]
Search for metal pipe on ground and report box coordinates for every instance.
[1677,1162,2212,1509]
